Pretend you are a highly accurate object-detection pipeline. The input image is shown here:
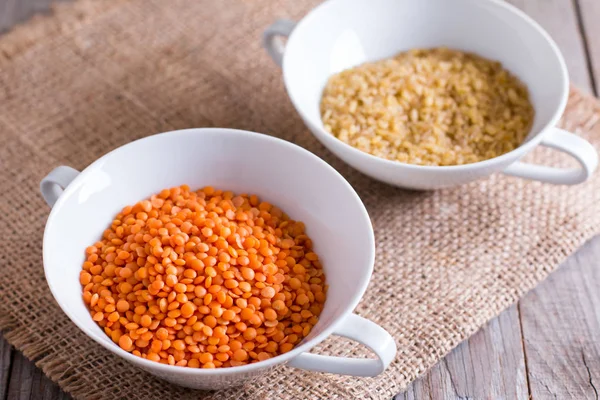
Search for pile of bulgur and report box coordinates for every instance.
[320,48,534,166]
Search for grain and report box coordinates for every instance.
[321,47,534,166]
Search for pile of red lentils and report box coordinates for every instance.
[80,185,327,368]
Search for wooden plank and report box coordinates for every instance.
[0,333,13,400]
[506,0,594,93]
[395,305,528,400]
[578,0,600,95]
[519,236,600,399]
[7,349,71,400]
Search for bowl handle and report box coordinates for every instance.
[40,166,80,207]
[262,19,296,67]
[286,313,396,377]
[502,128,598,185]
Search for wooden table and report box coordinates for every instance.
[1,1,599,399]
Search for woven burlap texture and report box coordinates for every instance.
[1,0,599,399]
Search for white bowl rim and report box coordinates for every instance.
[43,127,376,376]
[282,0,569,172]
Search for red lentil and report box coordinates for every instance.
[81,186,327,368]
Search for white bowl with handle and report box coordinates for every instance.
[263,0,598,189]
[40,128,396,390]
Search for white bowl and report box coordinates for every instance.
[40,128,396,390]
[264,0,598,189]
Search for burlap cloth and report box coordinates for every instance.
[1,0,599,399]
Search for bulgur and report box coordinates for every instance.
[320,48,534,166]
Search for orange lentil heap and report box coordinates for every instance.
[80,185,327,368]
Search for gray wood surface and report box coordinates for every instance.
[508,0,594,93]
[6,351,70,400]
[397,304,529,399]
[578,0,600,96]
[0,337,12,400]
[0,0,599,399]
[520,237,600,399]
